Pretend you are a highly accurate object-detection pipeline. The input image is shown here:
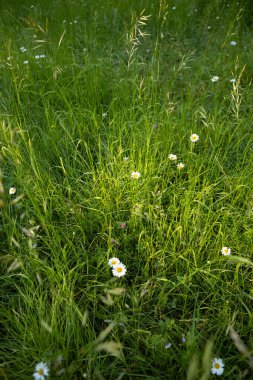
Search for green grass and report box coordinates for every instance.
[1,0,253,379]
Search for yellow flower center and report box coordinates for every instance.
[214,363,220,369]
[38,368,44,375]
[224,249,228,253]
[112,260,117,265]
[116,267,123,273]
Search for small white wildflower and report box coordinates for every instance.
[230,78,236,83]
[164,343,172,349]
[230,41,237,46]
[9,187,16,195]
[211,358,224,376]
[221,247,231,256]
[33,362,49,380]
[211,76,220,82]
[190,134,199,142]
[35,54,46,59]
[172,6,176,10]
[102,112,107,118]
[207,26,211,29]
[168,154,177,161]
[177,162,185,170]
[23,60,29,64]
[131,171,141,179]
[112,263,127,277]
[20,47,27,52]
[216,16,220,19]
[108,257,121,268]
[123,157,129,161]
[74,20,78,24]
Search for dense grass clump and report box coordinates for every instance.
[1,0,253,379]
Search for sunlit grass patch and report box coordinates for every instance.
[0,0,253,378]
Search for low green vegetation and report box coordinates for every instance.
[1,0,253,378]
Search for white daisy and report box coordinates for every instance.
[108,257,121,267]
[177,162,185,170]
[131,171,141,179]
[211,358,224,376]
[221,247,231,256]
[112,263,127,277]
[211,76,220,82]
[33,362,49,380]
[190,134,199,142]
[168,154,177,161]
[9,187,16,195]
[230,78,236,83]
[230,41,237,46]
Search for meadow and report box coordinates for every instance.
[1,0,253,378]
